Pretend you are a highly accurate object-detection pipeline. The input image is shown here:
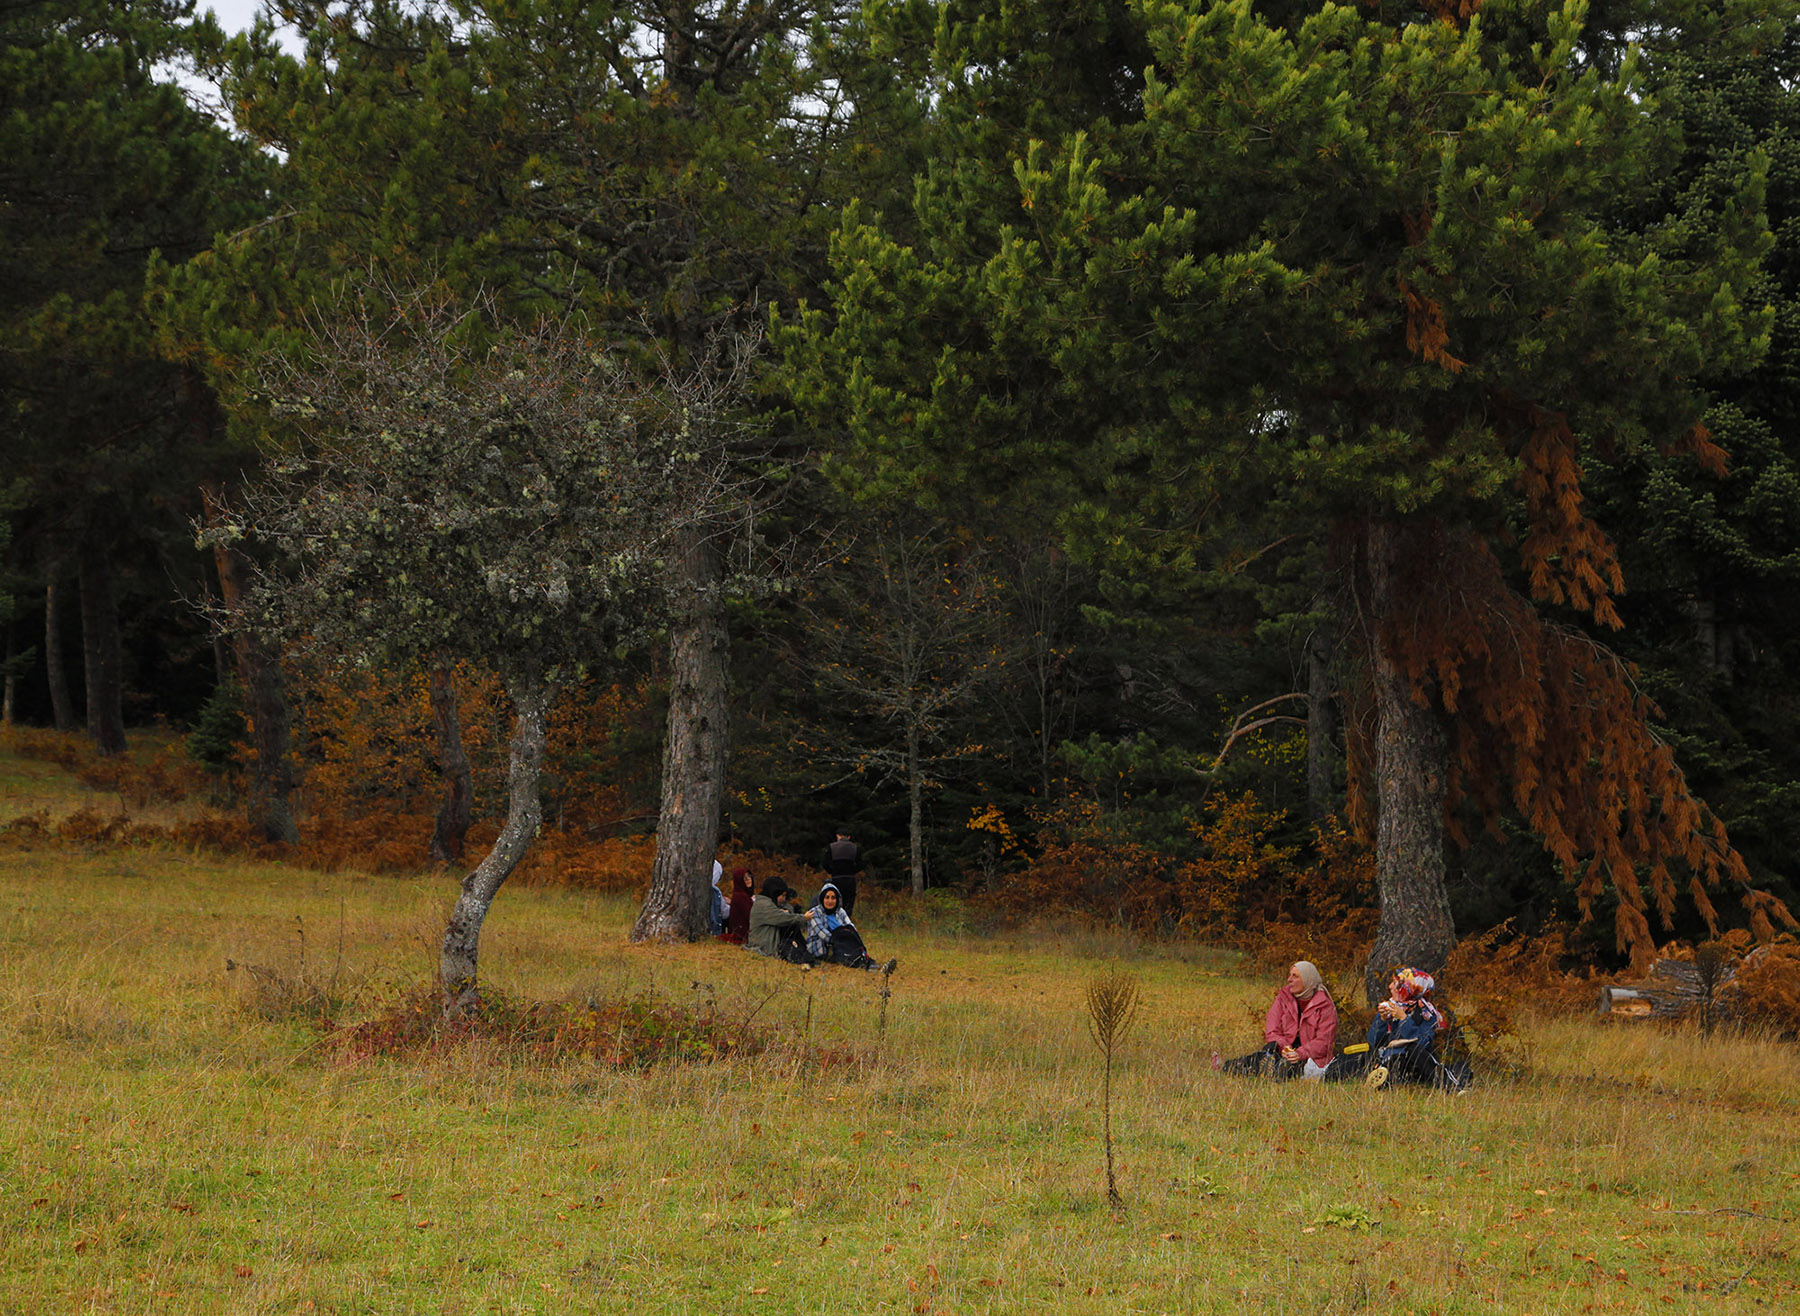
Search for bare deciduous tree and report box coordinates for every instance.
[208,282,758,1012]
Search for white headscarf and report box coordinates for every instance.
[1291,961,1324,999]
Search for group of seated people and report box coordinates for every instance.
[1214,961,1458,1090]
[710,864,896,974]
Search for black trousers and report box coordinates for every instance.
[828,873,858,916]
[1218,1043,1304,1081]
[1320,1045,1434,1084]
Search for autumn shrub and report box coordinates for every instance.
[511,831,656,893]
[6,726,202,808]
[719,846,833,901]
[985,796,1369,957]
[332,984,768,1067]
[1718,936,1800,1036]
[981,798,1176,927]
[0,808,51,844]
[1121,793,1303,936]
[291,660,508,816]
[53,806,134,846]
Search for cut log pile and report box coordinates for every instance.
[1597,956,1743,1021]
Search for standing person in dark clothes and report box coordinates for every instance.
[823,827,865,915]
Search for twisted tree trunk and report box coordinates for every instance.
[633,526,729,942]
[441,668,551,1014]
[1363,521,1455,1004]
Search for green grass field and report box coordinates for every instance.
[1,749,1795,1313]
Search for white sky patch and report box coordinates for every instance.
[159,1,305,126]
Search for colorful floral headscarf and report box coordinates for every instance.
[1390,967,1435,1003]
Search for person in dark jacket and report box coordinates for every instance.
[822,828,864,916]
[1321,966,1445,1087]
[747,877,815,962]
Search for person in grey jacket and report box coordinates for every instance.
[747,878,814,961]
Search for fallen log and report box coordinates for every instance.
[1597,957,1739,1021]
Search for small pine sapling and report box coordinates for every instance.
[1084,971,1143,1209]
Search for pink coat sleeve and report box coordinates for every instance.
[1296,991,1338,1066]
[1263,990,1299,1046]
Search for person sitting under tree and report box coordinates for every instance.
[1213,961,1339,1080]
[1321,966,1445,1088]
[746,878,816,964]
[803,882,896,973]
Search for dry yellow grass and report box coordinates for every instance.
[0,835,1794,1314]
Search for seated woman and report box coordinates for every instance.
[803,882,897,973]
[710,861,730,937]
[1213,961,1338,1080]
[722,868,754,944]
[1321,966,1444,1087]
[747,877,816,963]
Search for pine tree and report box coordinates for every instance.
[791,0,1796,987]
[1,0,272,753]
[156,0,897,940]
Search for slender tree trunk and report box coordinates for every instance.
[428,660,473,864]
[1306,623,1339,823]
[441,668,551,1015]
[78,544,127,755]
[1364,521,1455,1004]
[44,567,75,733]
[907,723,925,894]
[203,485,298,843]
[633,527,729,942]
[2,620,16,727]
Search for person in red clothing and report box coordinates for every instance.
[722,869,755,944]
[1212,961,1339,1080]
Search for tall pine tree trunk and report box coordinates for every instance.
[1364,521,1455,1004]
[203,486,298,843]
[78,543,127,755]
[441,668,550,1014]
[907,722,925,894]
[428,660,473,864]
[633,526,729,942]
[44,566,75,733]
[1306,623,1339,823]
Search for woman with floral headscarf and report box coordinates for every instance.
[1321,966,1445,1087]
[1212,961,1338,1080]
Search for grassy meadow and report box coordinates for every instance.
[1,747,1796,1314]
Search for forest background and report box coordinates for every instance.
[7,0,1800,1009]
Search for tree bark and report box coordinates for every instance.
[203,485,298,843]
[1306,623,1339,823]
[428,660,473,863]
[44,566,76,733]
[1364,521,1455,1005]
[907,722,925,894]
[633,526,729,942]
[2,620,16,727]
[441,668,550,1015]
[77,543,128,755]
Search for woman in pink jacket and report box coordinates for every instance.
[1213,961,1339,1080]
